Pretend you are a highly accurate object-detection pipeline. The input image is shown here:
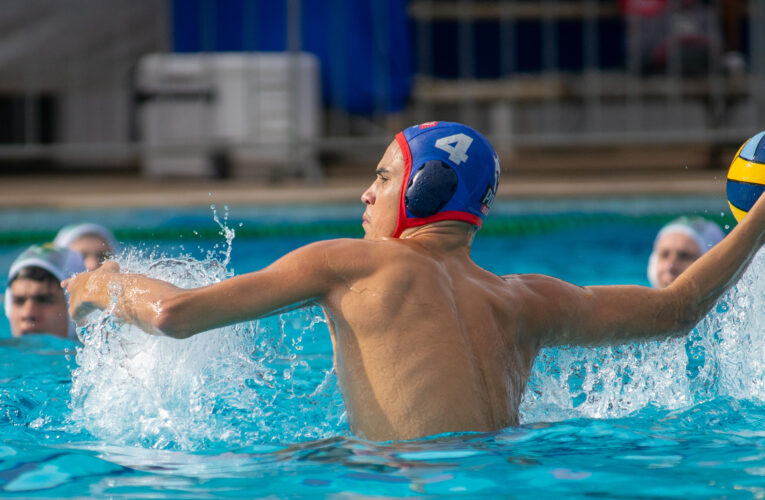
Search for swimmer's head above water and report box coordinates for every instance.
[647,216,725,288]
[5,244,85,338]
[54,223,119,271]
[362,122,500,239]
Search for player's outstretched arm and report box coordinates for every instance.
[64,239,363,339]
[528,193,765,348]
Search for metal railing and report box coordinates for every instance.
[408,0,764,155]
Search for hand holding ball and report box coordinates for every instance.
[727,131,765,222]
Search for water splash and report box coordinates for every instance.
[209,203,236,271]
[521,248,765,423]
[68,217,345,451]
[67,211,765,445]
[707,252,765,400]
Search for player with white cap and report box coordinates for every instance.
[5,244,85,338]
[54,223,119,271]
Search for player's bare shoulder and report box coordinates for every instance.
[499,272,585,341]
[299,237,419,280]
[501,272,575,294]
[495,273,567,314]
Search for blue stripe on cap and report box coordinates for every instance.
[739,131,765,162]
[727,179,765,211]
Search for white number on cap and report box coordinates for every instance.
[435,133,473,164]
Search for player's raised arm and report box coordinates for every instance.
[65,239,367,339]
[525,192,765,349]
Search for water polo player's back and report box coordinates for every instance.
[319,235,540,441]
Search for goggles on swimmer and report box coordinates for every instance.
[392,122,500,238]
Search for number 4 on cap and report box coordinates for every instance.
[435,133,473,165]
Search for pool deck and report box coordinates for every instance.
[0,168,728,209]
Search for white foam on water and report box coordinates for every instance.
[521,247,765,423]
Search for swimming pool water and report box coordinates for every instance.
[3,197,765,497]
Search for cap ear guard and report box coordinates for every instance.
[404,160,458,218]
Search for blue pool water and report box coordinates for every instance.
[2,197,765,497]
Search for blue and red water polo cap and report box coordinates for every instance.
[393,121,500,238]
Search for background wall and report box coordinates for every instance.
[0,0,760,178]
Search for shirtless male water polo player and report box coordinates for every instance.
[65,122,765,441]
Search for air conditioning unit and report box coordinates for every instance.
[136,52,321,179]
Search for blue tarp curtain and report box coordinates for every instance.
[171,0,412,114]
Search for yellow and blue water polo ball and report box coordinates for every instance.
[727,130,765,222]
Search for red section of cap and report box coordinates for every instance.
[393,132,412,238]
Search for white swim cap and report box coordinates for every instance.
[5,244,86,338]
[647,217,725,288]
[54,223,120,254]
